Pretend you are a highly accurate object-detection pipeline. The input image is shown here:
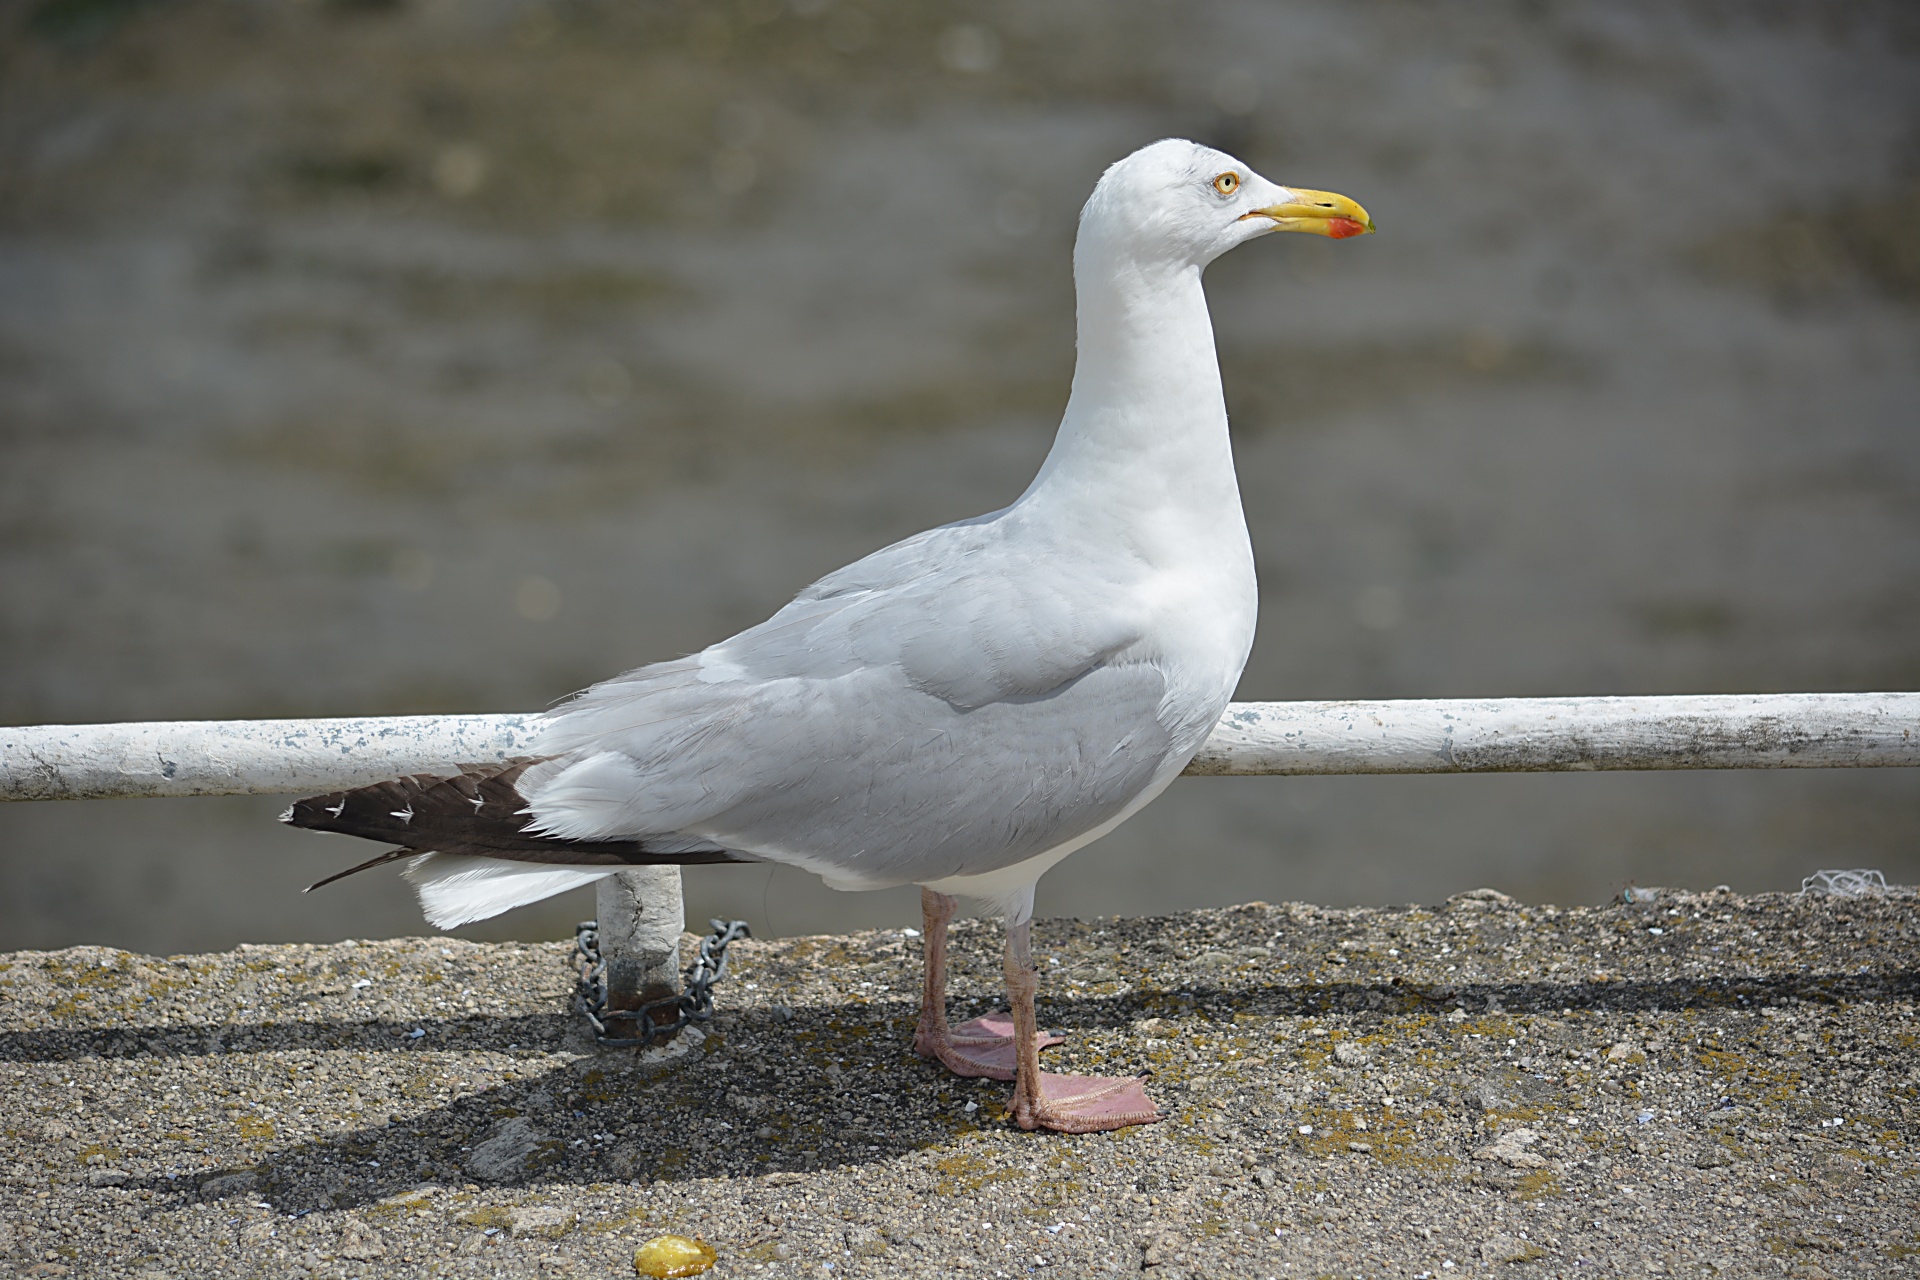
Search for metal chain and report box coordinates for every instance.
[572,917,752,1048]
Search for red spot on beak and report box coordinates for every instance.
[1325,217,1368,240]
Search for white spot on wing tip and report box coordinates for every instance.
[277,805,294,823]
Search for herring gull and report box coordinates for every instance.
[286,138,1373,1133]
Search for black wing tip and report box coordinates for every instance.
[282,793,342,832]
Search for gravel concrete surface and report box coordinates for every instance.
[2,887,1915,1279]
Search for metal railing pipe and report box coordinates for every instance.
[3,694,1917,802]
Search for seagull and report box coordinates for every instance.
[286,138,1372,1133]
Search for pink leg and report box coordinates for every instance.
[1005,919,1162,1134]
[912,888,1061,1081]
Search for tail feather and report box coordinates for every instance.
[283,759,756,920]
[402,853,616,928]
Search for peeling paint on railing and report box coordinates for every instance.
[0,714,542,801]
[1183,693,1920,776]
[2,694,1916,802]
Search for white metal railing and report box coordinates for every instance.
[5,693,1913,1022]
[1183,692,1920,775]
[2,694,1916,802]
[0,714,543,802]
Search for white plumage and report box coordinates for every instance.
[350,138,1374,1131]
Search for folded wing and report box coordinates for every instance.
[522,512,1177,886]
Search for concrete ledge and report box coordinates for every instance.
[2,889,1915,1278]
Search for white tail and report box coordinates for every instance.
[402,853,614,929]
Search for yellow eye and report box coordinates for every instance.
[1213,172,1240,195]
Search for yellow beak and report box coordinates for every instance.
[1243,188,1376,239]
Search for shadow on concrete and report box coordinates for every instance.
[10,964,1915,1213]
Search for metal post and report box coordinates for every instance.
[594,867,685,1023]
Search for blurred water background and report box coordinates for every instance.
[2,0,1916,955]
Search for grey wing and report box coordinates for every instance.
[722,506,1147,706]
[693,659,1174,885]
[521,512,1175,881]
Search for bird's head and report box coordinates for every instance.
[1077,138,1373,273]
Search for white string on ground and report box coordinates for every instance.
[1799,869,1890,897]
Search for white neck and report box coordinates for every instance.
[1019,251,1245,560]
